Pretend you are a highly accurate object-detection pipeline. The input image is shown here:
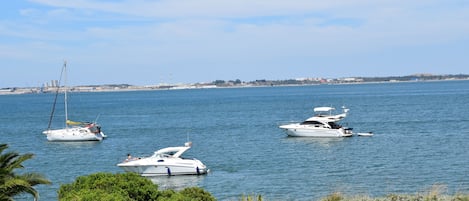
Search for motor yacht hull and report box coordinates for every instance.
[118,159,207,176]
[279,124,352,137]
[43,127,104,141]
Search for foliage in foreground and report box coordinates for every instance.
[58,172,216,201]
[0,143,51,201]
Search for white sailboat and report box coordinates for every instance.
[43,61,106,141]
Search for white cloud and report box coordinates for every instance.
[25,0,469,48]
[1,0,468,86]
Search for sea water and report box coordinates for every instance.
[1,80,469,200]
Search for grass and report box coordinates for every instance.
[237,185,469,201]
[320,185,469,201]
[239,194,263,201]
[320,193,469,201]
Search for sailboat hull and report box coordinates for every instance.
[43,127,104,141]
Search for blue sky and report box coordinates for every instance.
[1,0,468,87]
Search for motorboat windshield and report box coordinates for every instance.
[152,146,191,158]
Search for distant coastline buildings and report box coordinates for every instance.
[1,74,469,95]
[44,80,59,88]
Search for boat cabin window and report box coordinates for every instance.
[300,121,323,126]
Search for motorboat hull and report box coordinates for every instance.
[43,127,104,141]
[279,124,352,137]
[118,159,208,176]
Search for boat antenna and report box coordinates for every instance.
[94,114,101,123]
[46,62,66,130]
[184,133,193,147]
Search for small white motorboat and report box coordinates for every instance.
[357,132,374,136]
[117,142,208,176]
[279,106,353,137]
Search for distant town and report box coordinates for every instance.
[1,74,469,95]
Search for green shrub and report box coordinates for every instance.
[180,187,216,201]
[59,172,160,201]
[58,172,215,201]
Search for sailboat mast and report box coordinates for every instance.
[63,61,68,128]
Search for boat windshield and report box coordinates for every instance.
[154,146,190,158]
[158,151,179,158]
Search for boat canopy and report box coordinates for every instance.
[313,107,335,112]
[66,120,90,125]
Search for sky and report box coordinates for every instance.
[1,0,469,87]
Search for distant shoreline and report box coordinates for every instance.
[1,74,468,95]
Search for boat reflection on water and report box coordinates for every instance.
[46,140,101,148]
[283,136,347,147]
[148,175,206,190]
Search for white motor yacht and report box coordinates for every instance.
[117,142,208,176]
[279,106,353,137]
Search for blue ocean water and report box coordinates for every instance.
[1,80,469,200]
